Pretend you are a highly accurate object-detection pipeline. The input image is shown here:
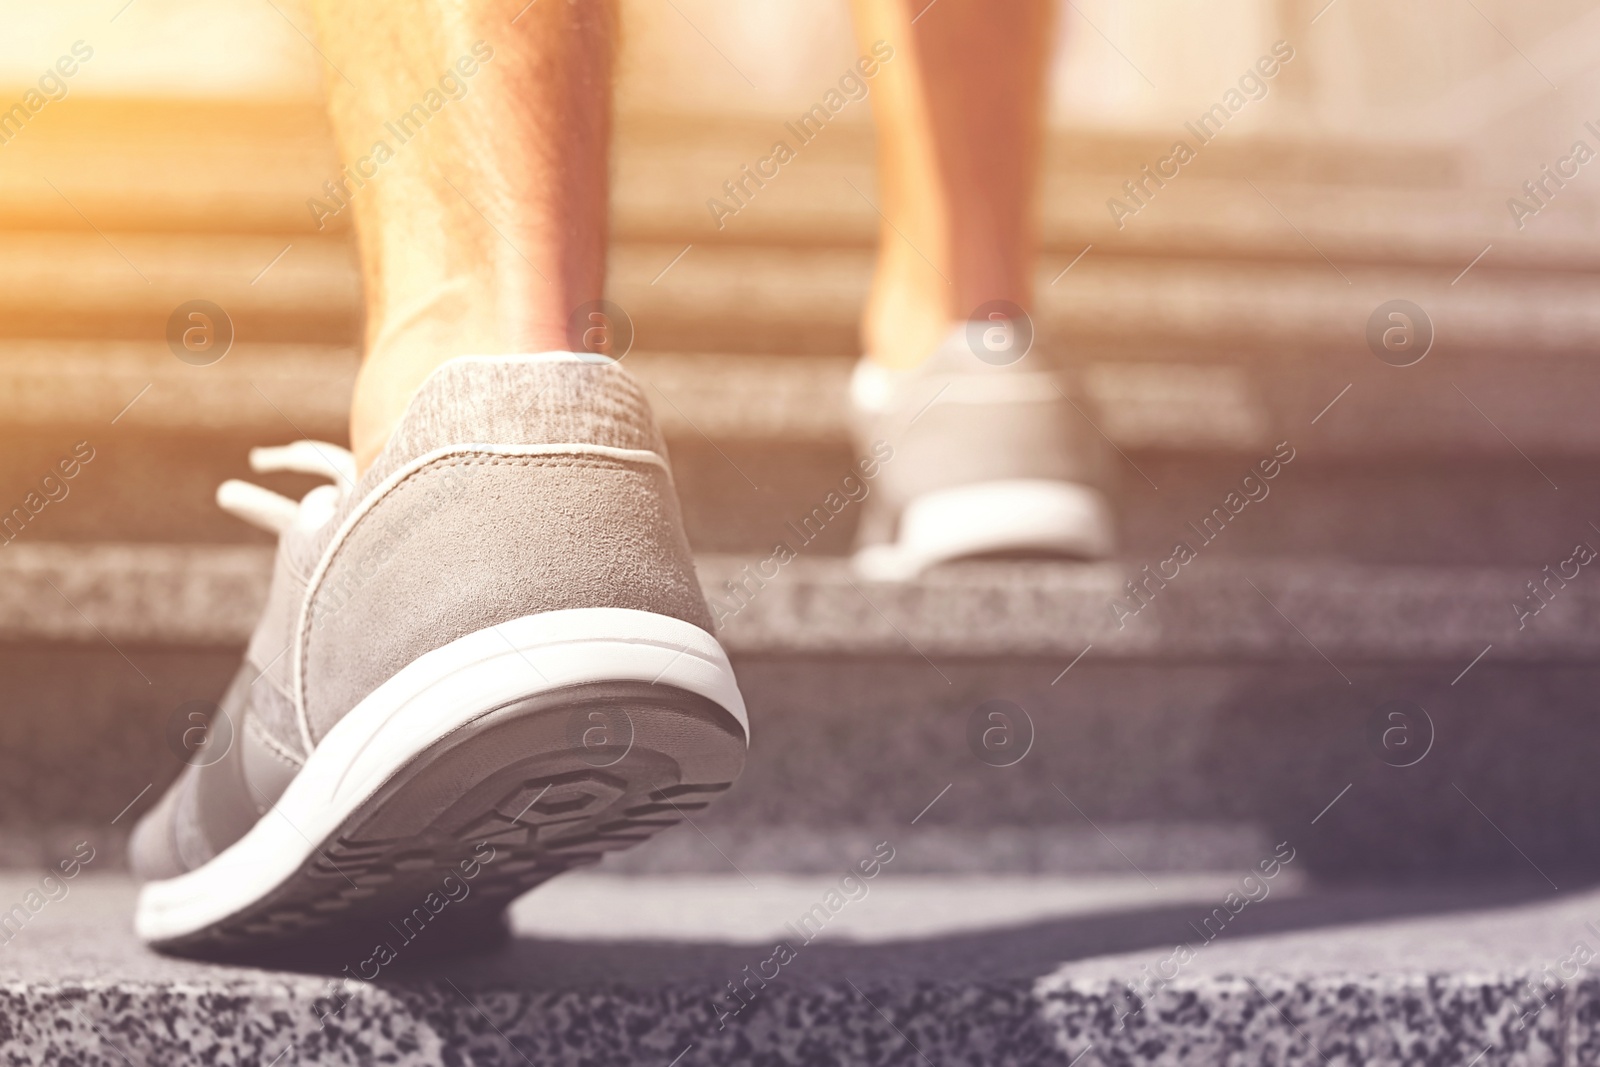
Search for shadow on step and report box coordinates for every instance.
[365,880,1573,990]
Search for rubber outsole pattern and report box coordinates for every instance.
[151,682,746,961]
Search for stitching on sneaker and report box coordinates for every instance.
[251,662,296,704]
[245,710,305,768]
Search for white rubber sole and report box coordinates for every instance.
[135,607,746,946]
[852,478,1116,582]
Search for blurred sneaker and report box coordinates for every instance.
[131,353,748,959]
[850,322,1115,581]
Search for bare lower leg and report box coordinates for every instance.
[310,0,615,471]
[849,0,1053,370]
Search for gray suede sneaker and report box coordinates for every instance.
[130,353,748,959]
[849,323,1116,581]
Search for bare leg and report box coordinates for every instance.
[848,0,1054,370]
[309,0,615,471]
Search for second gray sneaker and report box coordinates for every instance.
[850,323,1116,581]
[130,353,748,959]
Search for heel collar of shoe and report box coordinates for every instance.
[453,350,621,367]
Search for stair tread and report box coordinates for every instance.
[10,234,1600,352]
[0,543,1575,661]
[7,344,1600,460]
[10,101,1589,272]
[0,872,1587,1064]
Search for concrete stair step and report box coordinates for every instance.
[3,342,1598,572]
[0,871,1592,1065]
[0,544,1579,659]
[6,101,1537,270]
[5,338,1600,495]
[5,373,1597,566]
[0,233,358,343]
[17,100,1597,274]
[0,101,340,235]
[620,120,1597,273]
[608,244,1600,356]
[8,231,1599,358]
[14,342,1600,457]
[7,546,1600,881]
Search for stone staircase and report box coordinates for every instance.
[7,96,1600,1063]
[3,871,1589,1066]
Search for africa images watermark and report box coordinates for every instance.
[1506,122,1600,230]
[307,41,496,230]
[1105,40,1296,230]
[0,40,94,147]
[712,841,897,1030]
[1508,917,1600,1035]
[0,441,96,549]
[0,841,96,949]
[1109,441,1297,629]
[277,845,501,1039]
[706,39,896,230]
[1513,530,1599,630]
[337,841,497,982]
[1112,840,1297,1030]
[707,439,894,628]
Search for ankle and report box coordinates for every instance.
[861,281,956,372]
[863,265,1033,372]
[349,283,574,473]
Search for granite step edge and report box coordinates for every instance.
[0,543,1591,662]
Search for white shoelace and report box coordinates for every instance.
[216,440,357,535]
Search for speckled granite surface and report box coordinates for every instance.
[4,874,1599,1065]
[1036,891,1600,1067]
[9,546,1600,661]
